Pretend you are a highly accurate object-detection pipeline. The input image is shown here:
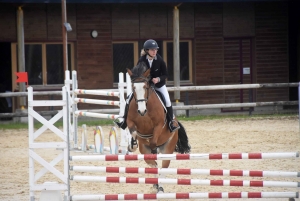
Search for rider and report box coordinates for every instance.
[115,39,180,133]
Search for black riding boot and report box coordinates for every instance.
[114,93,133,130]
[114,102,128,130]
[166,106,180,132]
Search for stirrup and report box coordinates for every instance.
[113,116,128,129]
[169,120,180,132]
[114,119,125,128]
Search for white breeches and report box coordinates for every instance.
[154,85,171,107]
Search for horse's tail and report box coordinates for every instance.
[175,121,191,154]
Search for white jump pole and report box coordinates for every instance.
[70,192,299,200]
[64,70,75,149]
[71,175,300,188]
[118,73,128,154]
[74,89,120,97]
[81,124,87,152]
[126,72,132,95]
[72,70,78,148]
[70,166,300,178]
[70,152,300,162]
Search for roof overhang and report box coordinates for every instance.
[0,0,288,3]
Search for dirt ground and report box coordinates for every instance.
[0,116,300,201]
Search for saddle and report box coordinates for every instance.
[153,88,167,113]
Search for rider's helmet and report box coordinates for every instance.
[143,39,159,51]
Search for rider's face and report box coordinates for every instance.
[148,49,158,57]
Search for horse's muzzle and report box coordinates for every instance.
[138,109,147,116]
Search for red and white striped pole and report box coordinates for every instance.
[70,192,299,200]
[70,176,300,188]
[71,166,300,178]
[70,152,299,162]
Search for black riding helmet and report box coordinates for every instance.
[143,39,159,51]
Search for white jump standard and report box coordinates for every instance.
[67,70,131,154]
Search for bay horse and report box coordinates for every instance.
[126,62,191,193]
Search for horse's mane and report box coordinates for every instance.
[131,61,148,78]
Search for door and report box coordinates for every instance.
[0,42,12,118]
[223,38,253,112]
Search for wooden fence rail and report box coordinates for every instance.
[0,82,298,118]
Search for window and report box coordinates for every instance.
[112,42,138,82]
[112,40,192,84]
[11,42,74,88]
[163,40,192,83]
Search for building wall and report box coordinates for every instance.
[255,2,289,102]
[194,3,224,105]
[0,1,291,111]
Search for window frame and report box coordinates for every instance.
[11,42,75,90]
[162,40,193,85]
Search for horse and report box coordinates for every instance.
[125,62,191,193]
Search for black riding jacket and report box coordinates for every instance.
[138,54,168,88]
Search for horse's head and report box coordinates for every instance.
[127,66,150,116]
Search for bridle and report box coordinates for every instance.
[131,76,152,104]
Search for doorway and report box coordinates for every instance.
[222,38,253,112]
[0,42,12,116]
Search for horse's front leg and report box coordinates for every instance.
[127,119,138,152]
[148,125,163,151]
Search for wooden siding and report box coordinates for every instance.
[194,3,224,104]
[47,4,77,40]
[224,39,240,104]
[139,4,168,39]
[223,38,252,110]
[23,4,48,40]
[0,4,16,41]
[241,39,252,103]
[0,4,77,41]
[167,3,194,39]
[223,2,255,37]
[76,4,113,109]
[112,4,139,39]
[255,2,289,102]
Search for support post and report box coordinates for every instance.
[17,7,26,109]
[61,0,68,71]
[173,6,180,101]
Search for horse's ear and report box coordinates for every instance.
[143,68,150,78]
[127,68,133,76]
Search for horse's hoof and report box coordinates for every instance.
[157,187,164,193]
[127,145,136,152]
[127,145,132,152]
[152,184,159,190]
[151,148,157,154]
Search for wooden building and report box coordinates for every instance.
[0,0,299,113]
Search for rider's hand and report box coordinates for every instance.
[152,77,160,84]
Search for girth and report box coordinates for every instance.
[135,129,175,148]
